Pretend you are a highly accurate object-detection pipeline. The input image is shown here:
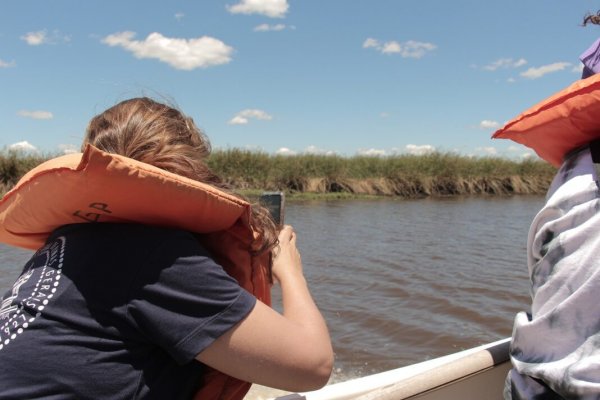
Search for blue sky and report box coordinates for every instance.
[2,1,600,159]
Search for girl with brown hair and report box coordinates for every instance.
[0,97,333,399]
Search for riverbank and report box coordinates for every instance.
[209,150,555,198]
[0,149,556,199]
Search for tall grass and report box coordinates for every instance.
[207,149,555,196]
[0,151,48,197]
[0,149,556,199]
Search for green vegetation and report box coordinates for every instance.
[0,149,556,199]
[0,151,48,198]
[208,149,556,198]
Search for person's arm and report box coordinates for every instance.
[196,225,334,392]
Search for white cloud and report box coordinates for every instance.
[304,145,335,155]
[520,62,572,79]
[379,112,389,118]
[254,23,287,32]
[363,38,436,59]
[573,64,584,74]
[276,147,296,155]
[18,110,53,120]
[479,120,500,129]
[102,31,234,70]
[358,148,386,156]
[507,145,535,159]
[175,12,185,21]
[228,109,273,125]
[227,0,289,18]
[476,146,498,156]
[406,144,435,155]
[483,58,527,71]
[228,116,249,125]
[382,41,402,54]
[514,59,527,67]
[21,31,47,45]
[58,144,79,154]
[363,38,380,49]
[0,59,16,68]
[9,141,37,152]
[21,30,70,46]
[401,41,437,58]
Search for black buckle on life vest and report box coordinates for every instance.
[589,140,600,187]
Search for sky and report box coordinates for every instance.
[2,1,600,159]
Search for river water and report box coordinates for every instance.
[0,196,543,396]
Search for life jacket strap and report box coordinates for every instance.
[589,139,600,186]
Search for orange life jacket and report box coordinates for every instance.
[0,144,272,400]
[493,73,600,167]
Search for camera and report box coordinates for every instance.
[259,191,285,226]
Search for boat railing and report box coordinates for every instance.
[274,337,511,400]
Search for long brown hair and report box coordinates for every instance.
[82,97,278,255]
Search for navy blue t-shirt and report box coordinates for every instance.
[0,223,256,399]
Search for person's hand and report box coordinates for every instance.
[198,222,333,392]
[271,225,303,284]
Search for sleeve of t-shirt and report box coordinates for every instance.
[126,229,257,365]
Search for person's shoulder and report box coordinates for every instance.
[51,223,203,254]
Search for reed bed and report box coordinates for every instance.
[0,149,556,199]
[208,149,556,197]
[0,151,48,198]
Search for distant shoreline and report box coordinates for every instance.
[211,149,555,199]
[238,174,552,202]
[0,150,556,199]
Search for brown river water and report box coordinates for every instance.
[0,196,544,395]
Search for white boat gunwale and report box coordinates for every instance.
[273,337,511,400]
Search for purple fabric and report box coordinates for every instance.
[580,38,600,78]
